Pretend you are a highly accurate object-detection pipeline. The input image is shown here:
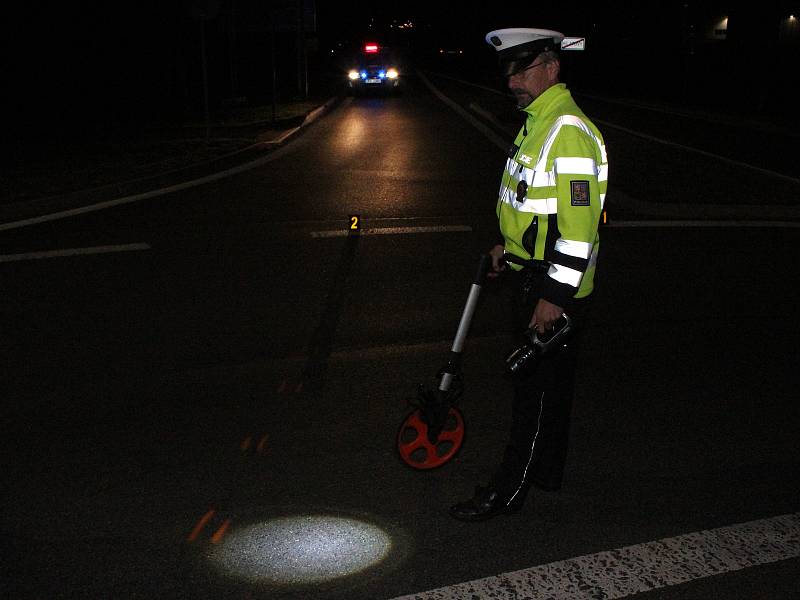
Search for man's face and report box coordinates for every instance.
[507,58,557,108]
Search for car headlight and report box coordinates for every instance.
[386,69,399,79]
[348,70,360,80]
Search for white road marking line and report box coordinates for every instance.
[0,102,343,234]
[0,97,343,234]
[607,220,800,228]
[591,118,800,185]
[427,74,791,141]
[392,512,800,600]
[0,150,289,233]
[0,243,151,263]
[604,187,800,221]
[310,225,472,238]
[416,71,508,152]
[575,92,799,137]
[425,70,511,97]
[422,71,799,185]
[468,102,507,131]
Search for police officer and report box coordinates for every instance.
[450,28,608,521]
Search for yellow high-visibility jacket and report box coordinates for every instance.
[497,83,608,307]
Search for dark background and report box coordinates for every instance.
[6,1,799,139]
[3,3,800,599]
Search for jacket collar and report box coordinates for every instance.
[521,83,567,119]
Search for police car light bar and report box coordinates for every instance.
[364,44,379,53]
[560,37,586,50]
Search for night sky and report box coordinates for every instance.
[6,1,798,138]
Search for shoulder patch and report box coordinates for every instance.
[570,180,590,206]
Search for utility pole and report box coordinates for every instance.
[200,19,210,133]
[228,0,238,99]
[296,0,307,98]
[272,11,278,122]
[189,1,219,136]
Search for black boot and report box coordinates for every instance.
[449,485,528,522]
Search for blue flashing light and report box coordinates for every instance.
[378,70,386,79]
[360,71,367,79]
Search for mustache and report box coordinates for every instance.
[510,88,530,96]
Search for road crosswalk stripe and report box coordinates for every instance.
[391,512,800,600]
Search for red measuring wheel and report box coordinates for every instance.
[396,406,465,470]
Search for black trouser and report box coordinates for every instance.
[491,268,591,500]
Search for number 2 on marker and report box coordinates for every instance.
[350,215,360,230]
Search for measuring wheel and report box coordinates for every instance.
[396,406,465,470]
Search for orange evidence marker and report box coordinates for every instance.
[211,519,231,544]
[187,509,216,543]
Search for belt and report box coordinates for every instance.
[502,252,549,273]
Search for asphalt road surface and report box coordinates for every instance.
[2,72,799,599]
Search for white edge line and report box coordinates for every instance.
[575,92,799,137]
[591,117,800,185]
[606,220,800,228]
[0,243,151,263]
[425,70,512,98]
[0,155,278,233]
[310,225,473,238]
[416,70,509,152]
[0,96,342,234]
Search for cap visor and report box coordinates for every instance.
[500,55,536,77]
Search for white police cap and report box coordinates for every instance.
[485,28,565,76]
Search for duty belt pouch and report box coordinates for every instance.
[511,269,545,322]
[520,267,546,306]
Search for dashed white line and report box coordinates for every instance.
[0,243,151,263]
[310,225,472,238]
[391,512,800,600]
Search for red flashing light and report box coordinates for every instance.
[364,44,379,53]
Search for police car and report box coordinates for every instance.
[347,43,402,95]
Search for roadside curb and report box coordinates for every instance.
[0,95,343,232]
[255,94,342,147]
